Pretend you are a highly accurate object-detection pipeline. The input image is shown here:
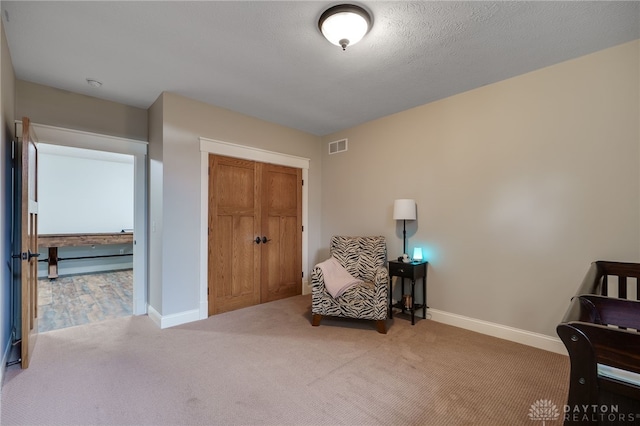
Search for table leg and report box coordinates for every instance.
[401,277,406,313]
[389,276,393,318]
[48,247,59,279]
[422,275,427,319]
[411,279,415,325]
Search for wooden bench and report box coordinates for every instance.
[557,261,640,424]
[38,232,133,279]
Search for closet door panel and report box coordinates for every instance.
[209,156,261,315]
[209,155,302,314]
[261,164,302,303]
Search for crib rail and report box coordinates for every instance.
[557,261,640,425]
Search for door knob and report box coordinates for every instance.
[261,236,271,244]
[255,237,262,244]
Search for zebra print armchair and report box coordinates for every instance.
[311,236,389,333]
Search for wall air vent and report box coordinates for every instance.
[328,138,348,155]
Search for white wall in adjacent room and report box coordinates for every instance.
[37,144,134,234]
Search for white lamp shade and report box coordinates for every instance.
[318,5,372,50]
[393,199,416,220]
[321,12,368,47]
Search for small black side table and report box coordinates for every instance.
[388,260,428,325]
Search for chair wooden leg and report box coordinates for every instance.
[376,320,387,334]
[311,314,322,327]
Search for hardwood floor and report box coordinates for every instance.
[37,269,132,332]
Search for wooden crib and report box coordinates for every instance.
[557,261,640,425]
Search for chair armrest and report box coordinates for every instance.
[311,263,388,295]
[311,265,327,291]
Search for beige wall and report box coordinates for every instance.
[149,92,322,316]
[321,40,640,337]
[16,80,148,141]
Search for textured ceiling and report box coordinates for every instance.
[2,1,639,136]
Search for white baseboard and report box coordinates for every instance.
[147,305,201,329]
[428,308,567,355]
[199,301,208,320]
[147,305,161,327]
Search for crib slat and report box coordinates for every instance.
[619,275,628,299]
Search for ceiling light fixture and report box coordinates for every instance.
[318,4,372,51]
[86,78,102,88]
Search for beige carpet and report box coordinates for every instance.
[0,295,569,425]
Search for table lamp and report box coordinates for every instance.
[393,199,416,257]
[412,247,423,262]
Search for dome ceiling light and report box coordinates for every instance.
[86,78,103,88]
[318,4,372,51]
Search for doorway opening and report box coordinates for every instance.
[36,143,136,332]
[19,122,148,328]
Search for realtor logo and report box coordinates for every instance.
[529,399,560,425]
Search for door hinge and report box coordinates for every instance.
[302,179,304,186]
[207,287,209,296]
[301,225,304,232]
[302,271,304,278]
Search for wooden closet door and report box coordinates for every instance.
[260,164,302,303]
[208,155,261,315]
